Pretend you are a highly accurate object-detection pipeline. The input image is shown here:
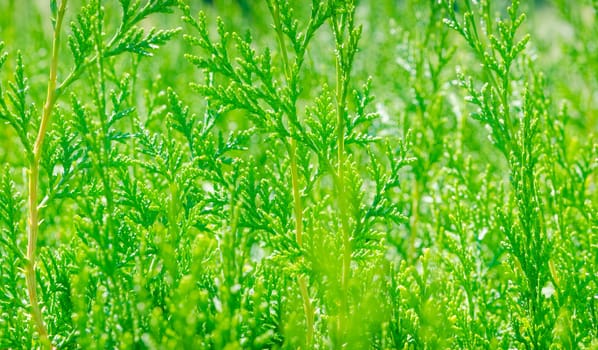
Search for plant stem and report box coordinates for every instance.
[408,179,420,259]
[26,0,67,347]
[267,1,314,347]
[331,14,352,345]
[92,0,116,257]
[289,138,303,246]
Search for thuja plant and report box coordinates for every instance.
[445,0,597,348]
[0,0,597,349]
[179,0,409,347]
[0,0,179,347]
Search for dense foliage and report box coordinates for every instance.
[0,0,596,348]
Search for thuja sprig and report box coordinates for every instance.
[0,50,36,161]
[387,0,456,259]
[445,0,530,158]
[0,170,29,348]
[328,0,362,343]
[264,0,331,346]
[445,1,553,347]
[25,1,68,346]
[59,0,179,98]
[182,1,375,346]
[180,1,339,347]
[11,0,180,347]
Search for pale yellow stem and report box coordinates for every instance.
[26,1,68,348]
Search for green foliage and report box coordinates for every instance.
[0,0,596,349]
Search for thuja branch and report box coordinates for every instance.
[330,4,360,343]
[267,0,303,244]
[267,1,313,347]
[25,0,68,347]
